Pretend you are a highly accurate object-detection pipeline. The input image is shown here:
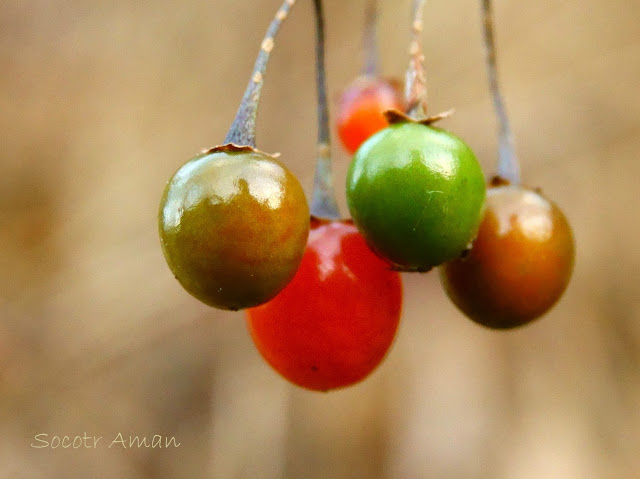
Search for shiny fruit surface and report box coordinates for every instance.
[247,218,402,391]
[346,121,486,271]
[159,148,309,311]
[440,184,575,329]
[337,76,404,154]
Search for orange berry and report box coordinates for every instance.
[337,76,404,154]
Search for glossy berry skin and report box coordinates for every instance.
[440,184,575,329]
[346,121,486,272]
[337,76,404,154]
[246,218,402,391]
[159,147,309,311]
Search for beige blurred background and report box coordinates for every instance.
[1,0,639,477]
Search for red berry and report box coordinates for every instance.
[440,182,575,329]
[246,218,402,391]
[337,76,404,154]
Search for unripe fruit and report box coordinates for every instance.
[440,183,575,328]
[346,121,486,271]
[159,146,309,311]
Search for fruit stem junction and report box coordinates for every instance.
[310,0,340,220]
[405,0,428,119]
[225,0,297,147]
[481,0,521,184]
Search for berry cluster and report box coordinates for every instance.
[159,0,575,391]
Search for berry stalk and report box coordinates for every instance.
[225,0,297,147]
[481,0,521,184]
[405,0,427,118]
[362,0,379,76]
[310,0,340,220]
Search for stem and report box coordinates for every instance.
[362,0,379,76]
[224,0,297,147]
[405,0,427,118]
[481,0,521,184]
[310,0,340,220]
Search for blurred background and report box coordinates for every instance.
[1,0,639,477]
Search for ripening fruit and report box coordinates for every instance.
[159,147,309,311]
[440,183,575,329]
[247,218,402,391]
[346,121,486,271]
[337,75,404,154]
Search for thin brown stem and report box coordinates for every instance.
[405,0,427,118]
[310,0,340,220]
[225,0,297,147]
[481,0,520,184]
[362,0,379,76]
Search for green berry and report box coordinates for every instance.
[346,121,486,271]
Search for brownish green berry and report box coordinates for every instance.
[159,146,309,311]
[440,183,575,329]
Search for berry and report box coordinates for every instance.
[159,1,308,310]
[246,218,402,391]
[346,121,486,271]
[440,182,575,328]
[159,146,309,311]
[336,76,404,154]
